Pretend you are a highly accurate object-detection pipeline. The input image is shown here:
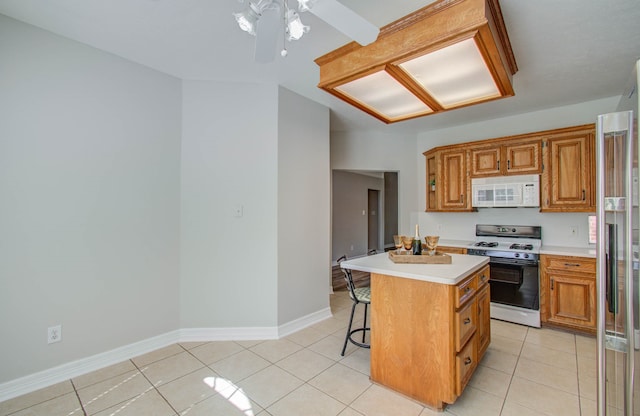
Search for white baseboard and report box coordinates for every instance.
[278,307,333,338]
[0,330,180,403]
[179,326,278,342]
[0,308,333,403]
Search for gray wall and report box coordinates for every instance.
[0,15,182,383]
[1,15,332,388]
[278,88,331,324]
[180,80,279,328]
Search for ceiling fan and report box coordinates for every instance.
[233,0,380,63]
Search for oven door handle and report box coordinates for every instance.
[489,257,538,266]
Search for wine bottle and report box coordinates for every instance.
[412,224,422,255]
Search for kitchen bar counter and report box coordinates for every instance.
[341,252,489,285]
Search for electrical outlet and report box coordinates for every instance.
[350,245,354,251]
[48,325,62,344]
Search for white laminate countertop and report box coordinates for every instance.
[340,252,489,285]
[539,245,596,258]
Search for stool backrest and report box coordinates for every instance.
[337,255,359,302]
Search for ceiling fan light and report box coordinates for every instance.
[286,9,309,41]
[234,2,262,36]
[296,0,317,13]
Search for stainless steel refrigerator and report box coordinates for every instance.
[596,59,640,416]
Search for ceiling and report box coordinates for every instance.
[1,0,639,134]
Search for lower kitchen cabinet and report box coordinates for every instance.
[540,254,596,334]
[370,264,490,410]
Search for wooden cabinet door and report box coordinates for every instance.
[425,151,439,211]
[470,146,501,177]
[504,140,541,174]
[542,129,595,211]
[541,254,597,333]
[548,273,596,330]
[441,150,470,210]
[476,283,491,358]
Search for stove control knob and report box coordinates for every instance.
[524,253,529,259]
[514,253,520,258]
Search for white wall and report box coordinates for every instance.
[331,131,418,240]
[277,87,331,325]
[416,97,620,247]
[180,81,279,328]
[0,15,182,383]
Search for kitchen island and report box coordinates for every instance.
[341,252,490,410]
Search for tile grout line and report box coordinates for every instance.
[496,325,528,416]
[130,356,182,416]
[69,379,88,416]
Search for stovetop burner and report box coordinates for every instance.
[475,241,499,247]
[509,243,534,250]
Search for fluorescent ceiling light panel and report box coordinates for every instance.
[336,71,433,119]
[400,38,500,108]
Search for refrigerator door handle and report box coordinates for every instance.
[607,225,618,314]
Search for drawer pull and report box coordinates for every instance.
[463,317,471,325]
[480,274,487,282]
[464,357,472,365]
[564,263,580,267]
[464,287,472,294]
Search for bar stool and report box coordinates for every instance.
[337,256,371,356]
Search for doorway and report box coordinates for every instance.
[368,189,379,251]
[331,170,398,261]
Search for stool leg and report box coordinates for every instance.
[341,301,357,356]
[362,303,368,343]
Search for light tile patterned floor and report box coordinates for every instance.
[0,290,597,416]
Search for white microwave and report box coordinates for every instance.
[471,174,540,208]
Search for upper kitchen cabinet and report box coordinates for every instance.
[540,124,596,212]
[441,149,472,211]
[470,139,542,177]
[425,150,438,211]
[423,148,473,212]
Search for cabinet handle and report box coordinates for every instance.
[582,189,586,201]
[460,194,463,203]
[497,160,500,170]
[464,317,471,325]
[564,263,580,267]
[464,357,472,365]
[551,279,554,290]
[507,160,511,170]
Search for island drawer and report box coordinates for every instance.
[476,265,490,287]
[455,299,477,351]
[455,334,477,395]
[455,275,477,308]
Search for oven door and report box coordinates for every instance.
[488,257,540,310]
